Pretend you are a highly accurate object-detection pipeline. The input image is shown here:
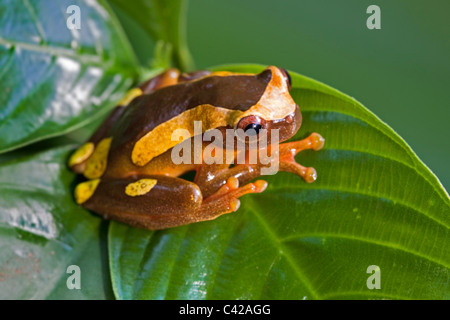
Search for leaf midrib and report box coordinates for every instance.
[246,198,320,299]
[0,38,107,66]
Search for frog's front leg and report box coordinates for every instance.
[75,174,266,230]
[277,132,325,183]
[194,163,262,198]
[194,132,325,197]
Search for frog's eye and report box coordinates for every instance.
[280,68,292,91]
[236,115,266,136]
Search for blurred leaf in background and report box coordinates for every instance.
[108,0,194,71]
[0,146,112,299]
[0,0,139,153]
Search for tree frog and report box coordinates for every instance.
[69,66,324,230]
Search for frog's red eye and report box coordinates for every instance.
[280,68,292,91]
[236,115,266,136]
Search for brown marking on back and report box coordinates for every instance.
[108,71,272,165]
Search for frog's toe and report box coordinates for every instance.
[203,178,268,213]
[309,132,325,151]
[279,159,318,183]
[213,176,240,197]
[303,167,318,183]
[277,132,323,183]
[279,132,325,158]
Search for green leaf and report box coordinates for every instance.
[0,146,113,299]
[108,0,194,71]
[109,64,450,300]
[0,0,139,154]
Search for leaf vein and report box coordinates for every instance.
[247,198,321,299]
[280,233,449,269]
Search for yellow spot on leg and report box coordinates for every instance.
[84,137,112,179]
[118,88,142,107]
[68,142,94,167]
[125,179,157,197]
[75,179,101,204]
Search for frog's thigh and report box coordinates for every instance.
[80,175,203,230]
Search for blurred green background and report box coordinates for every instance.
[113,0,450,190]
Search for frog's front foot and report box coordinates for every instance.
[202,177,268,214]
[278,132,325,183]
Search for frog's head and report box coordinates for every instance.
[233,66,302,147]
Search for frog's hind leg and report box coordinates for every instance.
[76,175,202,230]
[196,177,268,221]
[75,174,266,230]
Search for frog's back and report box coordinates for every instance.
[110,70,272,151]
